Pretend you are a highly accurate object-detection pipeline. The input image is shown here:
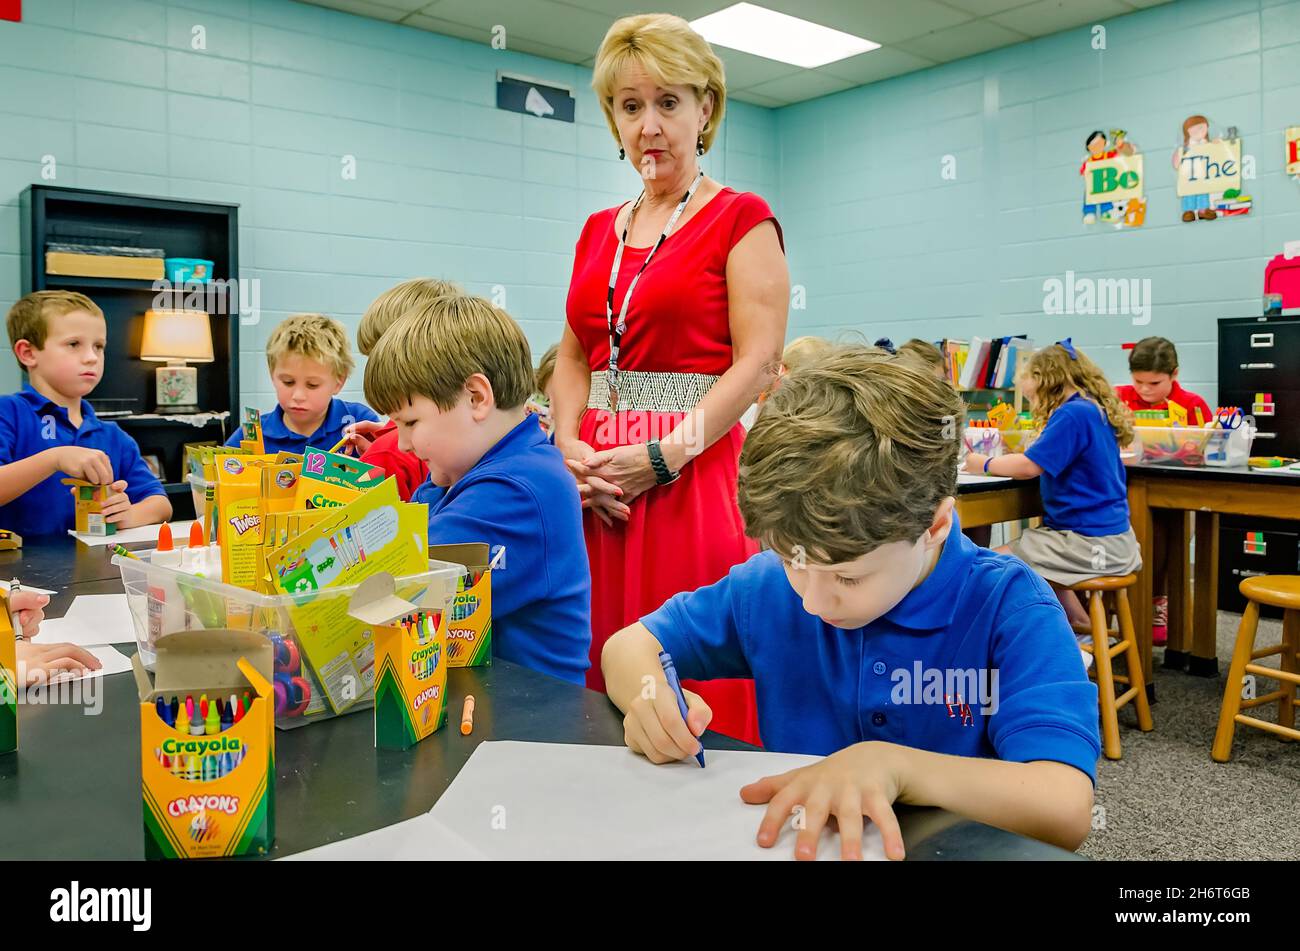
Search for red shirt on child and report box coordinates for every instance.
[359,423,428,501]
[1115,380,1213,425]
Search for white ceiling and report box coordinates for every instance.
[295,0,1172,107]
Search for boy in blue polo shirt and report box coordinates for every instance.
[362,294,591,685]
[603,346,1099,860]
[226,313,378,455]
[0,291,171,535]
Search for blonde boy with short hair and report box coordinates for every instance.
[603,345,1099,860]
[0,291,171,535]
[364,295,591,685]
[339,278,462,499]
[225,312,379,455]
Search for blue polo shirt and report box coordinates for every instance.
[224,398,379,455]
[0,384,166,536]
[642,519,1100,781]
[1025,393,1130,536]
[412,414,591,685]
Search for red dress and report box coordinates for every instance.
[566,187,783,746]
[359,423,429,501]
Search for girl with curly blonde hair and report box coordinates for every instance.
[964,339,1138,628]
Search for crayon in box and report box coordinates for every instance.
[347,572,462,750]
[132,631,275,859]
[429,543,494,668]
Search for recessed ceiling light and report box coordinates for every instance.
[690,3,880,69]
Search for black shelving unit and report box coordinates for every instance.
[20,185,240,519]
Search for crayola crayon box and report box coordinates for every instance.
[1,591,16,755]
[348,572,461,751]
[294,446,385,511]
[429,543,493,668]
[62,478,115,535]
[132,630,275,859]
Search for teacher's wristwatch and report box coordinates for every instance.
[646,439,680,485]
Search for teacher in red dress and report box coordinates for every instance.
[553,13,789,745]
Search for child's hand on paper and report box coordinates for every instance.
[740,741,907,862]
[8,588,49,638]
[623,680,711,764]
[962,452,989,474]
[16,641,102,686]
[100,480,132,523]
[341,419,386,455]
[50,446,114,485]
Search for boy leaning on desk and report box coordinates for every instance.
[602,345,1101,861]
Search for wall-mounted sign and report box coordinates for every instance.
[1080,128,1144,228]
[1173,114,1252,221]
[496,73,574,123]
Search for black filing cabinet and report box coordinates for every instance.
[1218,516,1300,619]
[1218,314,1300,458]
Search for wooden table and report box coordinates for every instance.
[958,467,1300,695]
[1126,464,1300,682]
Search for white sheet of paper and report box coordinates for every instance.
[69,520,195,547]
[23,644,133,690]
[285,741,887,861]
[957,472,1012,485]
[37,594,139,646]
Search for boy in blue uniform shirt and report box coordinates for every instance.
[226,313,378,455]
[0,291,170,535]
[603,346,1099,860]
[363,294,591,685]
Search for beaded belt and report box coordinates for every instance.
[587,370,721,413]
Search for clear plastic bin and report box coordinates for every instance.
[112,552,465,730]
[184,473,212,530]
[1133,425,1253,468]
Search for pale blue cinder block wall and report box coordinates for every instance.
[0,0,777,411]
[778,0,1300,404]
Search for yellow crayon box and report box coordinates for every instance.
[215,454,265,593]
[62,479,115,535]
[348,572,460,750]
[430,543,493,668]
[133,630,275,859]
[1,591,17,755]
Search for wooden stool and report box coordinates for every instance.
[1070,574,1154,760]
[1211,575,1300,762]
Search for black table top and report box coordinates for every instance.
[1125,461,1300,485]
[956,475,1038,495]
[0,563,1081,861]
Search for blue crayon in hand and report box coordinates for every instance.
[658,650,705,768]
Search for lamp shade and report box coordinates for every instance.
[140,309,214,363]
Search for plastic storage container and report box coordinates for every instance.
[112,551,465,730]
[1133,425,1254,468]
[164,257,214,284]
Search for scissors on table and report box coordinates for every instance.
[1215,407,1244,430]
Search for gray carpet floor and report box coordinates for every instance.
[1079,610,1300,860]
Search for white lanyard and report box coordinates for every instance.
[605,171,704,412]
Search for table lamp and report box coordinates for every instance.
[140,308,214,414]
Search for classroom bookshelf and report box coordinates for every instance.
[941,336,1032,415]
[19,185,241,519]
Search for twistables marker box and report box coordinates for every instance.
[133,630,275,859]
[430,543,493,669]
[1,591,16,754]
[348,572,460,751]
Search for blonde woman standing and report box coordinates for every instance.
[552,14,788,744]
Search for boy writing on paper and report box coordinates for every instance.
[362,294,592,686]
[0,291,171,535]
[602,346,1100,860]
